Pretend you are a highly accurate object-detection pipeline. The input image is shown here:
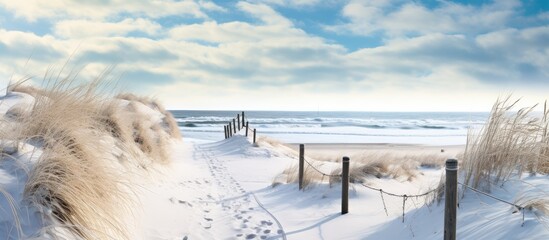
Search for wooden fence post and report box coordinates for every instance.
[444,159,458,240]
[245,121,249,137]
[342,156,350,214]
[224,125,227,139]
[228,123,232,137]
[299,144,305,190]
[242,111,245,129]
[237,114,241,130]
[233,119,236,134]
[253,129,256,144]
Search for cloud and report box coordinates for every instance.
[0,0,210,22]
[246,0,321,8]
[237,1,293,27]
[199,0,227,12]
[0,0,548,111]
[118,69,175,92]
[69,37,177,64]
[329,0,521,37]
[54,18,162,38]
[0,29,65,61]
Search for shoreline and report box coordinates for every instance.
[285,143,465,158]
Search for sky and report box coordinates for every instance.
[0,0,548,111]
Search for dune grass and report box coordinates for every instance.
[461,96,549,190]
[265,137,450,189]
[0,74,181,239]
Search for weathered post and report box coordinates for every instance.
[299,144,305,190]
[245,121,249,137]
[253,128,257,144]
[342,156,350,214]
[228,123,232,137]
[224,125,227,139]
[242,111,245,128]
[444,159,458,240]
[237,114,241,130]
[233,119,236,134]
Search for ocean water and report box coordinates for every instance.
[170,111,489,145]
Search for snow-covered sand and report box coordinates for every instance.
[136,134,549,239]
[1,91,548,239]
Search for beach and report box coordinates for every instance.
[2,99,548,239]
[286,143,464,158]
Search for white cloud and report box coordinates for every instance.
[0,0,209,22]
[0,0,547,111]
[199,0,227,12]
[237,1,293,27]
[246,0,321,8]
[330,0,520,36]
[54,18,162,39]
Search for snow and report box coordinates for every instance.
[1,91,548,239]
[133,135,549,239]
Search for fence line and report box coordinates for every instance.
[360,183,441,198]
[302,156,342,178]
[223,111,258,144]
[295,149,529,231]
[220,132,537,237]
[359,182,442,222]
[457,182,523,210]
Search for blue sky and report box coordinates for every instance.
[0,0,548,111]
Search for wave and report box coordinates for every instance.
[175,115,484,131]
[180,128,467,137]
[321,123,386,129]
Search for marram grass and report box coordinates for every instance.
[1,76,181,239]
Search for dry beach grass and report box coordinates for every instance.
[0,75,181,239]
[462,96,549,190]
[268,138,453,189]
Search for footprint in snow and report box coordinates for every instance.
[178,200,193,207]
[246,234,257,239]
[260,220,273,226]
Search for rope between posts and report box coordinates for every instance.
[458,182,523,210]
[360,183,441,198]
[302,157,342,178]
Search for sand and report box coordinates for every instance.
[286,143,464,159]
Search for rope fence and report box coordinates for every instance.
[302,157,342,178]
[221,126,539,239]
[223,111,257,144]
[294,146,533,238]
[360,182,443,222]
[457,182,524,210]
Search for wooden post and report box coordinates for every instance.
[242,111,245,129]
[224,125,227,139]
[444,159,458,240]
[342,156,350,214]
[237,114,241,130]
[299,144,305,190]
[253,128,256,144]
[233,119,236,134]
[245,121,249,137]
[228,123,232,137]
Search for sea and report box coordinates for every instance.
[170,111,489,145]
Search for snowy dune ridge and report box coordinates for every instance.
[0,79,180,239]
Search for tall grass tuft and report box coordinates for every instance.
[462,96,549,190]
[269,139,449,188]
[1,73,182,239]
